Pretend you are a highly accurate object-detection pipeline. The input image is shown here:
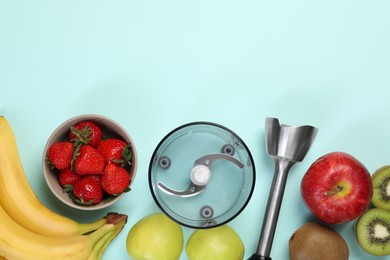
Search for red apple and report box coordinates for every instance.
[301,152,372,224]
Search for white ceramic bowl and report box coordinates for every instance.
[42,114,138,210]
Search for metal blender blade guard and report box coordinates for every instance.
[249,117,318,260]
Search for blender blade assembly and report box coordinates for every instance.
[157,153,244,198]
[148,122,256,229]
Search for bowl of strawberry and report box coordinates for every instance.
[42,114,138,210]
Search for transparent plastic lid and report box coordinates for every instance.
[148,122,256,229]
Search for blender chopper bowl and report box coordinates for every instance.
[149,122,255,229]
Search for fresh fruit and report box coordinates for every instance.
[88,214,128,259]
[0,205,98,260]
[0,117,128,259]
[0,116,116,236]
[0,203,127,260]
[355,208,390,256]
[126,212,183,260]
[289,222,349,260]
[69,120,102,147]
[46,119,134,207]
[74,144,105,175]
[58,168,81,187]
[72,175,103,205]
[47,141,74,170]
[301,152,372,224]
[186,225,244,260]
[97,138,132,166]
[371,166,390,211]
[101,164,131,195]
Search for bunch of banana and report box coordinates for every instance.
[0,116,128,259]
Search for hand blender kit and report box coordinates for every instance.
[148,118,318,259]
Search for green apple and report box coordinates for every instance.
[126,212,183,260]
[186,225,244,260]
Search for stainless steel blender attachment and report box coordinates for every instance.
[148,122,255,229]
[157,153,245,197]
[248,118,318,260]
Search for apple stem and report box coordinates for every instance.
[324,185,343,196]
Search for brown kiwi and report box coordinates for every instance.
[355,208,390,256]
[371,166,390,211]
[289,222,349,260]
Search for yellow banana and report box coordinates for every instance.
[87,218,126,260]
[87,230,116,260]
[0,204,116,260]
[0,116,106,236]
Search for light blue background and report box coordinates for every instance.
[1,1,389,259]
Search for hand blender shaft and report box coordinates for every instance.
[249,118,318,260]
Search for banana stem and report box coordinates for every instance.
[79,212,127,235]
[97,219,127,259]
[78,218,107,235]
[87,216,128,260]
[87,224,116,247]
[104,212,128,225]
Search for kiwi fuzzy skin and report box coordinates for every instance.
[371,166,390,211]
[289,222,349,260]
[355,208,390,256]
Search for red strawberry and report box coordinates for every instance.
[72,175,103,205]
[47,141,74,170]
[69,121,102,147]
[97,138,132,167]
[101,164,131,195]
[58,168,81,187]
[73,144,105,175]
